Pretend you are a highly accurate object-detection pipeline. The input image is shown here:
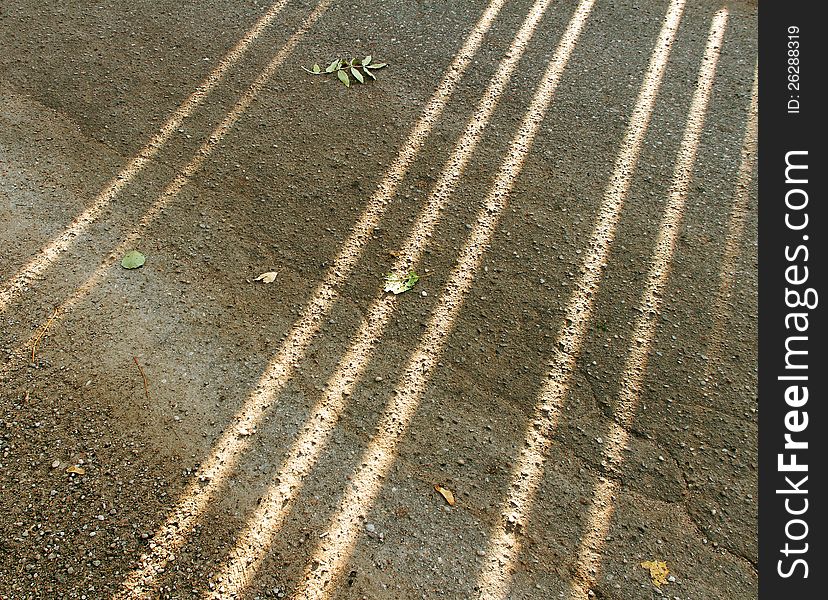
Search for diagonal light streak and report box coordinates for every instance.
[568,11,728,598]
[75,0,338,596]
[206,0,560,594]
[8,0,332,374]
[703,64,757,374]
[292,2,596,597]
[0,0,295,313]
[474,0,688,597]
[114,0,511,596]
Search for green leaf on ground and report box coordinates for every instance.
[351,67,364,84]
[337,69,350,87]
[121,250,146,269]
[384,270,420,294]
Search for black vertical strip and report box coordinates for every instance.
[758,2,825,597]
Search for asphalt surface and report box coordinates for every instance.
[1,0,757,598]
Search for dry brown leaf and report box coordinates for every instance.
[66,465,85,475]
[641,560,669,587]
[254,271,278,283]
[434,484,455,506]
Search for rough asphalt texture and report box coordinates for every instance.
[0,0,757,598]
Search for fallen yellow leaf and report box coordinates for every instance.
[434,484,455,506]
[641,560,669,587]
[254,271,278,283]
[66,465,85,475]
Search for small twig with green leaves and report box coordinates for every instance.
[303,55,387,87]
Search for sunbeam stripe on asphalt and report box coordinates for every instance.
[568,10,728,599]
[113,0,513,596]
[73,0,337,595]
[207,0,561,594]
[0,0,295,314]
[12,0,333,377]
[292,1,596,597]
[703,64,757,376]
[474,0,688,597]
